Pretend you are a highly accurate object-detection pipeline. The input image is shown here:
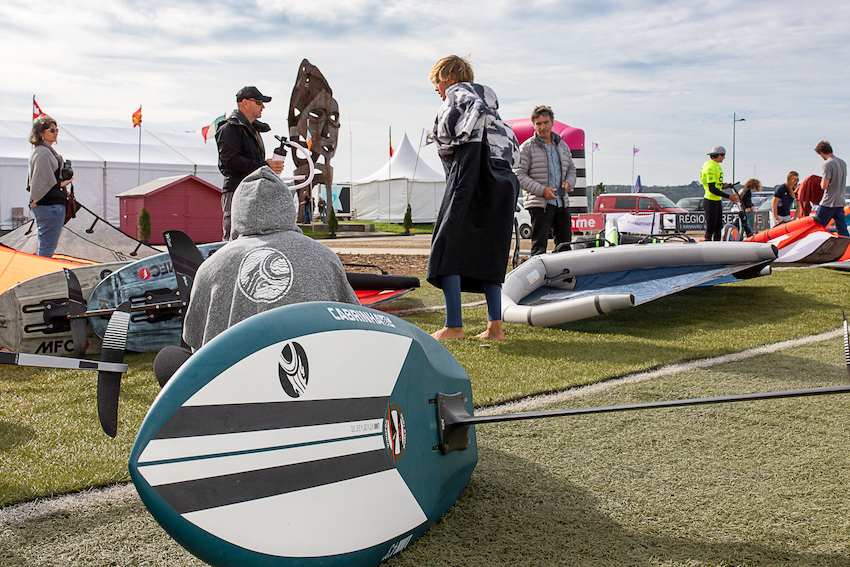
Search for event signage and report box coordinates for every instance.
[665,211,769,232]
[571,214,604,232]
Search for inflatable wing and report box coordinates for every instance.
[502,241,777,327]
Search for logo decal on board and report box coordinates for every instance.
[139,268,151,281]
[278,340,308,398]
[383,403,407,463]
[238,248,294,303]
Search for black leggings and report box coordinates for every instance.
[704,198,723,241]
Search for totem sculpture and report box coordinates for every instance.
[288,59,340,223]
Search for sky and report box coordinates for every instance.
[2,0,849,187]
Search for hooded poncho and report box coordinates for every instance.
[427,82,520,292]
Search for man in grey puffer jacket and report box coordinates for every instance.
[183,166,358,349]
[514,106,577,255]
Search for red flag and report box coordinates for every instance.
[132,107,142,128]
[201,114,225,143]
[33,97,44,121]
[389,126,393,157]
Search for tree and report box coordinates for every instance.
[138,207,151,242]
[402,204,413,235]
[327,207,339,238]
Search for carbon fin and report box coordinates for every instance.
[97,301,131,438]
[64,268,88,357]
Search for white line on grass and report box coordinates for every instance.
[476,327,844,416]
[0,483,137,527]
[0,328,841,526]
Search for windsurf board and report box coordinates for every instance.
[87,242,226,352]
[130,301,476,567]
[0,262,127,355]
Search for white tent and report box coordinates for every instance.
[352,133,445,223]
[0,120,223,230]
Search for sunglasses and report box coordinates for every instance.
[253,99,265,106]
[47,127,58,133]
[532,111,551,119]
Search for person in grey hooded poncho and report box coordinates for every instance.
[183,166,358,350]
[427,55,519,342]
[154,166,358,386]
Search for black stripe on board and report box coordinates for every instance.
[154,397,389,439]
[155,449,394,514]
[0,352,19,365]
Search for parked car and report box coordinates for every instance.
[515,197,532,239]
[677,195,742,212]
[593,193,687,214]
[749,191,774,209]
[675,197,704,211]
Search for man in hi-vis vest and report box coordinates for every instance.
[700,146,739,241]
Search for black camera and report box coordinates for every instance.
[60,160,74,181]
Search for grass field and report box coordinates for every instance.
[1,336,847,566]
[0,265,849,565]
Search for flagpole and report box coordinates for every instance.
[411,131,424,207]
[388,126,392,225]
[590,142,594,199]
[137,105,142,186]
[349,110,353,220]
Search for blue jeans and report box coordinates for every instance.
[816,205,849,237]
[32,204,65,257]
[441,275,502,327]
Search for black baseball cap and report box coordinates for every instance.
[236,86,272,103]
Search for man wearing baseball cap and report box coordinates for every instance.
[215,86,285,240]
[700,146,739,241]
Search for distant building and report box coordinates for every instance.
[117,175,222,244]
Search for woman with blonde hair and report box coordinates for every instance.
[427,55,519,341]
[27,115,72,257]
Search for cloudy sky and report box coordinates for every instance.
[2,0,848,187]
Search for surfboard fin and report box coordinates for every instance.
[164,230,205,349]
[64,268,88,357]
[97,301,131,438]
[164,230,204,301]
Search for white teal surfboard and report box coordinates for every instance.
[130,301,477,567]
[87,242,226,352]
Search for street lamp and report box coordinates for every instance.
[733,113,745,183]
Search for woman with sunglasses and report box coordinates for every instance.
[27,115,72,257]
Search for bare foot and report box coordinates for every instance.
[431,327,465,341]
[475,321,506,341]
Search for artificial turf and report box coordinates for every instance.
[1,336,847,566]
[0,268,847,507]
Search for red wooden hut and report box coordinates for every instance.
[117,175,222,244]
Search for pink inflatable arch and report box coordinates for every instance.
[505,118,584,150]
[505,118,588,213]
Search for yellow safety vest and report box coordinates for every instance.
[700,160,724,201]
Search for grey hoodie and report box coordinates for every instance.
[183,166,358,349]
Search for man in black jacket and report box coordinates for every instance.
[216,86,285,240]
